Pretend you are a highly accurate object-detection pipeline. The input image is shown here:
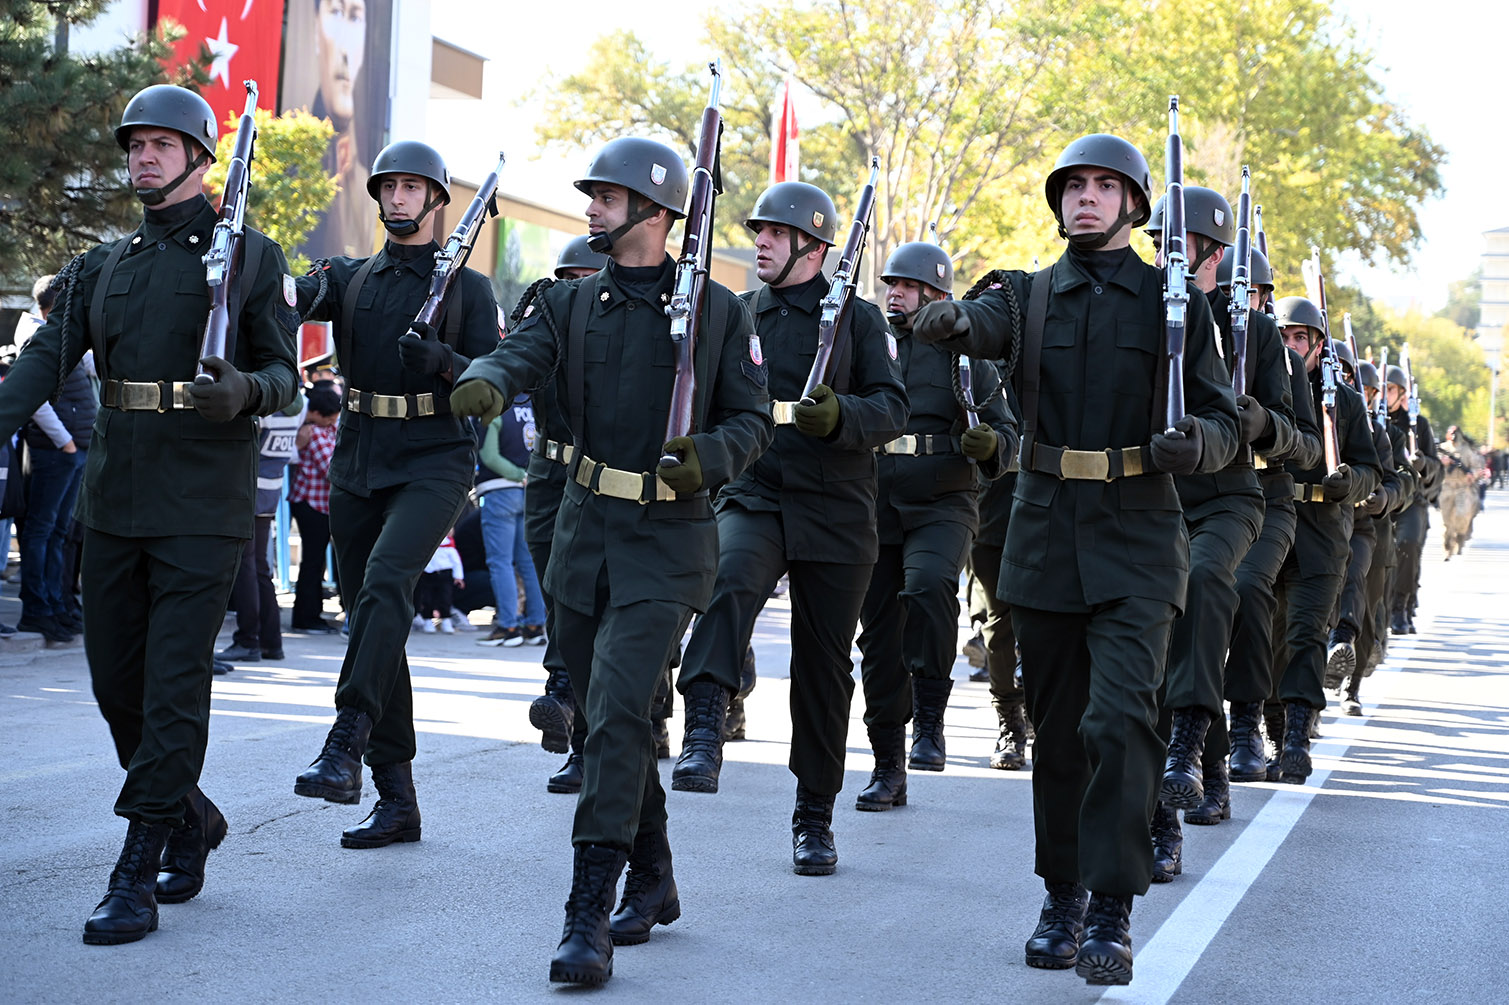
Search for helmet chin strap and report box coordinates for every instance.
[381,185,445,237]
[587,193,663,254]
[887,289,939,328]
[769,227,823,287]
[134,137,209,207]
[1060,187,1140,249]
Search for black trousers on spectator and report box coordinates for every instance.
[415,571,455,618]
[230,515,280,652]
[289,499,331,628]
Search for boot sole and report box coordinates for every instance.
[609,902,681,945]
[293,781,362,804]
[1025,952,1077,971]
[854,791,907,811]
[793,861,837,876]
[1280,747,1312,783]
[1322,650,1355,690]
[1077,951,1132,985]
[1184,804,1231,826]
[546,780,583,794]
[341,828,421,849]
[549,962,611,985]
[670,774,719,794]
[907,757,946,772]
[529,700,571,755]
[83,915,157,945]
[989,756,1025,770]
[1159,777,1203,809]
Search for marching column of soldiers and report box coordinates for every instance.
[0,81,1454,989]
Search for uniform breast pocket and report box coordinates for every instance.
[1114,320,1157,399]
[178,412,255,500]
[583,332,610,365]
[101,270,134,338]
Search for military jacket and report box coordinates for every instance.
[296,241,500,496]
[1365,415,1411,518]
[1381,419,1416,516]
[0,196,297,538]
[1257,347,1324,503]
[1287,372,1381,576]
[457,256,772,611]
[715,279,907,564]
[524,375,573,547]
[1389,409,1442,505]
[876,325,1017,542]
[947,247,1239,612]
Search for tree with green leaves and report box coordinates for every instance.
[1437,271,1481,331]
[204,108,337,276]
[0,1,202,285]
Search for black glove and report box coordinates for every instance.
[913,300,970,344]
[1322,462,1354,503]
[397,329,454,376]
[1150,415,1204,475]
[1363,488,1388,516]
[658,436,703,494]
[188,356,255,422]
[450,379,506,424]
[1235,394,1270,445]
[794,385,841,438]
[960,424,997,460]
[1410,453,1428,474]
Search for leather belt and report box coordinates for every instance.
[535,438,575,466]
[102,379,193,412]
[1027,443,1152,481]
[771,400,800,425]
[572,452,677,504]
[343,387,449,419]
[878,433,961,456]
[1294,482,1329,504]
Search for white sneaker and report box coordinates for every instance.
[421,619,437,634]
[439,617,455,634]
[449,608,478,632]
[411,614,425,632]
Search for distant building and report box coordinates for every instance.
[1480,225,1509,370]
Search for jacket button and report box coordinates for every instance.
[158,242,167,251]
[779,308,788,316]
[1093,285,1103,294]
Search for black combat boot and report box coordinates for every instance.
[608,827,679,945]
[549,844,628,985]
[1150,801,1182,883]
[650,670,673,759]
[1342,674,1363,717]
[1280,701,1314,783]
[855,724,908,811]
[723,644,757,741]
[1390,606,1409,636]
[1076,893,1134,986]
[529,666,575,754]
[671,681,730,793]
[989,700,1029,771]
[1263,703,1286,782]
[294,707,373,804]
[1024,881,1088,970]
[908,678,953,772]
[83,820,171,945]
[341,761,422,848]
[155,787,228,903]
[1160,707,1210,808]
[1324,631,1357,690]
[549,717,586,794]
[1185,757,1231,825]
[791,784,838,876]
[1227,701,1267,782]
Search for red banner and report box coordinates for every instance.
[770,78,799,184]
[156,0,285,130]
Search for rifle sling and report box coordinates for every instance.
[88,235,133,384]
[1018,267,1051,466]
[342,256,466,373]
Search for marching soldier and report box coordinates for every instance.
[290,141,502,848]
[670,182,907,876]
[913,134,1239,986]
[1267,297,1381,782]
[449,136,771,985]
[857,241,1016,796]
[1386,364,1441,633]
[0,85,298,943]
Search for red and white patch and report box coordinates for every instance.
[651,163,667,186]
[282,274,297,307]
[749,334,764,366]
[886,333,898,359]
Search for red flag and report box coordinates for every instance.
[770,78,799,184]
[155,0,285,130]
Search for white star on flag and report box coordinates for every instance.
[205,17,239,88]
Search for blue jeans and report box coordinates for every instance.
[20,446,87,619]
[479,488,546,629]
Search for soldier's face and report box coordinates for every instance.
[751,222,796,284]
[557,267,598,280]
[315,0,366,129]
[1280,325,1319,370]
[379,174,432,222]
[585,183,631,237]
[1060,169,1132,249]
[1365,385,1380,408]
[884,278,922,319]
[127,128,206,199]
[1387,384,1407,411]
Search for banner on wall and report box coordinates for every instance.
[156,0,286,127]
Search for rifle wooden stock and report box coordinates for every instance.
[800,157,880,403]
[408,151,505,349]
[1162,95,1188,429]
[196,80,259,385]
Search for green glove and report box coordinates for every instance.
[188,356,256,422]
[960,423,997,460]
[794,384,841,438]
[450,379,505,424]
[658,436,703,494]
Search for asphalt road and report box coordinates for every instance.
[3,490,1505,1003]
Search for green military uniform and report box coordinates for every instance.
[972,445,1023,758]
[938,245,1239,897]
[675,274,907,796]
[294,243,500,768]
[457,258,772,849]
[0,194,297,822]
[857,325,1015,756]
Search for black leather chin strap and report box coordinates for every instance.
[1061,187,1140,250]
[769,227,823,286]
[380,185,445,237]
[587,193,663,254]
[134,138,209,207]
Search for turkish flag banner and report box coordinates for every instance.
[770,78,799,185]
[156,0,286,129]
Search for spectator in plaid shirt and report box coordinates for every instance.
[290,385,342,632]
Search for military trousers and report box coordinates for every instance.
[1224,498,1298,705]
[1391,503,1428,614]
[1357,517,1395,677]
[1014,596,1174,897]
[678,507,870,795]
[83,529,243,825]
[858,520,974,731]
[553,574,688,849]
[1270,532,1347,710]
[528,537,586,751]
[969,539,1021,707]
[1336,516,1378,641]
[330,479,468,766]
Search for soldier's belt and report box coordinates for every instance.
[771,400,800,425]
[534,438,575,466]
[877,434,962,456]
[1294,482,1329,504]
[102,379,193,412]
[1028,443,1153,481]
[343,388,450,419]
[572,452,677,505]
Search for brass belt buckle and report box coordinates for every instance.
[772,401,796,425]
[889,434,917,455]
[415,392,435,417]
[596,466,644,502]
[120,381,159,411]
[372,394,406,419]
[1060,449,1110,481]
[574,456,596,489]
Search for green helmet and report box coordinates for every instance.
[745,182,838,244]
[573,137,688,218]
[115,84,217,157]
[367,141,452,204]
[1385,364,1409,389]
[1358,361,1381,392]
[1045,134,1153,231]
[1216,247,1274,287]
[881,241,953,293]
[1146,186,1236,245]
[1275,296,1325,335]
[555,235,608,279]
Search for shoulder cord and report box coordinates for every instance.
[49,253,87,404]
[949,268,1021,415]
[298,258,332,323]
[512,278,566,395]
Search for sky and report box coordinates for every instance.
[429,0,1509,316]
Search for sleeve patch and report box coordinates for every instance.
[748,334,763,366]
[739,358,767,389]
[283,274,297,308]
[886,333,899,360]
